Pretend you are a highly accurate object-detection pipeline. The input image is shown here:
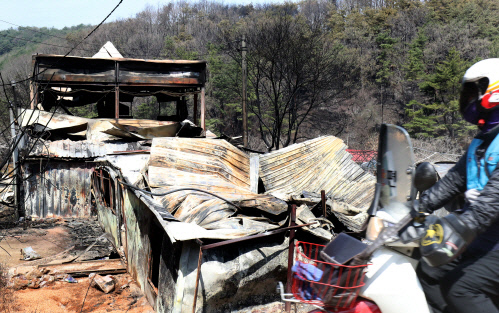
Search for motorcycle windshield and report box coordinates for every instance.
[376,124,416,220]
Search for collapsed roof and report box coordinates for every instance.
[19,52,376,240]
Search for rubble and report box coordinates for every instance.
[21,247,41,261]
[7,273,155,312]
[64,218,115,261]
[90,273,116,293]
[63,274,77,283]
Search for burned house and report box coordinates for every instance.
[12,47,376,312]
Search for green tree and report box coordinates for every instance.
[205,43,242,136]
[404,48,473,140]
[375,32,397,124]
[404,31,427,81]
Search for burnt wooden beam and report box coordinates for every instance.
[200,87,205,130]
[193,93,198,125]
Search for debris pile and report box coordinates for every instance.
[259,137,376,232]
[65,218,115,261]
[9,267,77,290]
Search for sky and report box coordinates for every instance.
[0,0,292,31]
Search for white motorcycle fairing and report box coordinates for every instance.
[360,247,431,313]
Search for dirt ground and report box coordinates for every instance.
[0,218,154,313]
[5,274,154,313]
[0,225,71,267]
[0,218,314,313]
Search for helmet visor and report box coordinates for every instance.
[459,82,480,114]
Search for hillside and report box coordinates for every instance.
[0,0,497,152]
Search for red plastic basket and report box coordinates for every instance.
[291,241,369,311]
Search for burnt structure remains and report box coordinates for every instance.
[7,47,376,312]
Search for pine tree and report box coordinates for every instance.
[404,48,473,140]
[404,31,427,81]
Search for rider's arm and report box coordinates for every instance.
[419,154,467,213]
[460,166,499,234]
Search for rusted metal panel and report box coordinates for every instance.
[36,73,202,86]
[37,73,115,83]
[23,161,94,218]
[119,76,202,86]
[259,136,376,210]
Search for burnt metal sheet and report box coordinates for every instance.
[259,136,376,211]
[149,138,251,189]
[23,161,94,218]
[109,120,180,139]
[97,154,150,186]
[29,138,142,158]
[148,138,288,216]
[19,109,88,130]
[86,120,136,141]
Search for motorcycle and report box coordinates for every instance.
[278,124,438,313]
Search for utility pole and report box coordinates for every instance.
[241,35,248,148]
[10,82,19,220]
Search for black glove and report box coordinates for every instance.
[420,214,475,267]
[398,218,426,243]
[418,191,433,213]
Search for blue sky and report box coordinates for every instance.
[0,0,291,31]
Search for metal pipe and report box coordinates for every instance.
[201,222,317,250]
[285,204,297,313]
[9,96,19,220]
[115,87,120,118]
[115,61,120,118]
[241,35,248,148]
[192,246,203,313]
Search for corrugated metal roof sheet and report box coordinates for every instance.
[259,136,376,210]
[29,139,143,158]
[146,137,287,231]
[149,137,250,190]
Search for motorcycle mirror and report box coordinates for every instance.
[414,162,438,192]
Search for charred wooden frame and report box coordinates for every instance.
[92,168,115,214]
[31,54,207,128]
